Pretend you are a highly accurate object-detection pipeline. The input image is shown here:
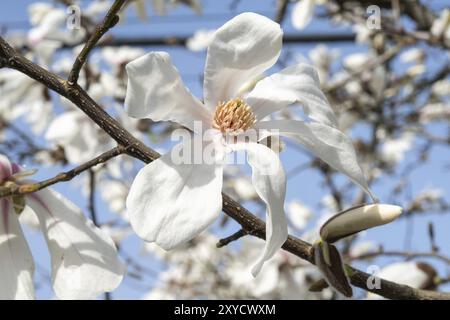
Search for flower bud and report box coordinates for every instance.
[320,204,403,243]
[313,241,353,298]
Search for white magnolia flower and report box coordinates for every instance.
[308,44,340,84]
[348,240,377,257]
[431,79,450,97]
[291,0,326,30]
[419,103,450,123]
[99,179,130,218]
[27,4,84,46]
[368,261,436,299]
[227,237,324,299]
[130,0,202,18]
[232,177,258,201]
[287,200,312,231]
[0,154,124,299]
[343,52,370,71]
[124,13,374,276]
[430,9,450,41]
[0,70,53,133]
[102,46,146,72]
[28,3,54,26]
[45,110,114,164]
[399,48,424,64]
[84,0,112,19]
[186,29,216,52]
[381,132,414,166]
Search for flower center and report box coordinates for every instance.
[212,98,256,134]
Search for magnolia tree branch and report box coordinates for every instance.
[0,145,125,198]
[216,229,248,248]
[68,0,126,84]
[59,33,356,49]
[274,0,289,24]
[2,36,449,300]
[351,250,450,265]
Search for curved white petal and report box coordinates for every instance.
[125,52,212,132]
[26,189,125,300]
[203,12,282,109]
[256,120,376,201]
[0,199,35,300]
[292,0,315,30]
[229,142,288,276]
[126,138,224,249]
[247,63,337,127]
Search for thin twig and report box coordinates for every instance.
[274,0,289,24]
[0,146,125,198]
[217,229,248,248]
[351,250,450,265]
[67,0,126,84]
[87,169,112,300]
[88,169,98,226]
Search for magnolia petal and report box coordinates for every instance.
[0,199,35,300]
[125,52,212,132]
[320,204,403,243]
[256,120,376,200]
[126,139,224,249]
[292,0,315,30]
[27,189,125,300]
[0,154,13,182]
[203,12,282,109]
[247,63,337,127]
[230,142,288,276]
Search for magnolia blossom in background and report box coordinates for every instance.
[291,0,326,30]
[124,12,374,276]
[45,110,114,164]
[380,132,414,167]
[143,234,330,299]
[0,154,124,299]
[430,9,450,44]
[368,261,437,299]
[27,3,85,47]
[186,29,216,52]
[129,0,202,20]
[287,200,312,231]
[0,70,53,135]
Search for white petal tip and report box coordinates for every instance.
[376,204,403,221]
[251,263,263,278]
[320,203,403,242]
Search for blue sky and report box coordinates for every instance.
[1,0,449,299]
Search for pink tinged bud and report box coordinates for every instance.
[0,154,13,183]
[11,163,20,175]
[320,204,403,243]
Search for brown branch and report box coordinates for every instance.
[1,32,449,301]
[351,250,450,265]
[274,0,289,24]
[67,0,126,84]
[0,145,125,198]
[216,229,248,248]
[88,169,99,226]
[61,33,356,48]
[87,169,112,300]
